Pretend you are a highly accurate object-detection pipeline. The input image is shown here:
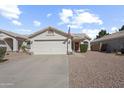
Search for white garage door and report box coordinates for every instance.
[32,40,67,54]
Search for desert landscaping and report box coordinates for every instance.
[69,51,124,88]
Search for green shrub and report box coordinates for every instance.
[0,47,6,62]
[80,44,88,53]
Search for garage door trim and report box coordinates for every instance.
[34,39,67,41]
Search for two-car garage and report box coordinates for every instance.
[32,40,67,54]
[29,27,72,55]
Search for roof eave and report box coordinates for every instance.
[28,26,72,39]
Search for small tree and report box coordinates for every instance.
[21,45,27,53]
[119,25,124,31]
[0,47,6,62]
[96,29,109,39]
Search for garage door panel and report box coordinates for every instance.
[32,40,67,54]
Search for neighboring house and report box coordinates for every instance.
[91,30,124,52]
[0,29,27,52]
[28,26,91,55]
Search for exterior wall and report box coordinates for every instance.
[101,38,124,52]
[91,42,100,51]
[30,31,67,40]
[29,31,72,54]
[13,38,18,51]
[91,37,124,52]
[68,39,72,53]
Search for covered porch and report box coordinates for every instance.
[0,29,27,52]
[72,35,91,52]
[0,37,25,52]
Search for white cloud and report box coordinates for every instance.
[59,9,73,24]
[47,13,52,17]
[111,27,118,33]
[33,20,41,27]
[0,5,22,26]
[12,20,22,26]
[81,29,100,40]
[59,9,103,28]
[0,5,21,20]
[74,12,103,25]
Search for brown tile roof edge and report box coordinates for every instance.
[28,26,91,40]
[28,26,72,38]
[0,26,91,40]
[91,30,124,43]
[0,29,28,39]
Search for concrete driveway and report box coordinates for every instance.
[0,55,68,88]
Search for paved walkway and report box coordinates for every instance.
[0,55,68,88]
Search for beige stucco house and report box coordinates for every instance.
[28,27,91,55]
[0,26,91,55]
[0,29,27,52]
[28,27,72,55]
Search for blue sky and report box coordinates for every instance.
[0,5,124,39]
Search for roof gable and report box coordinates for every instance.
[28,26,71,38]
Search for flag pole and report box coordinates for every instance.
[67,26,70,55]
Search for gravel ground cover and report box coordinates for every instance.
[69,51,124,88]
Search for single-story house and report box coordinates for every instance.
[91,30,124,52]
[0,29,27,52]
[0,26,91,55]
[28,26,91,55]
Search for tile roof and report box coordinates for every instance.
[91,30,124,43]
[0,27,91,41]
[28,26,72,38]
[0,29,27,39]
[72,33,91,40]
[28,26,91,40]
